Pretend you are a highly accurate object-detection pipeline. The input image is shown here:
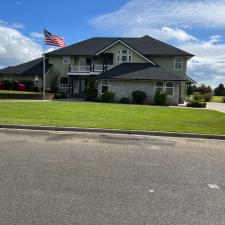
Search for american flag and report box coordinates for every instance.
[44,29,66,47]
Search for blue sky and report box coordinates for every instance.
[0,0,225,86]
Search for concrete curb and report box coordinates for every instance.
[0,124,225,140]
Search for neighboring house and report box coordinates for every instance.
[0,35,195,105]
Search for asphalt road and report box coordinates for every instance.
[0,129,225,225]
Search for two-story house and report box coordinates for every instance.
[0,35,194,105]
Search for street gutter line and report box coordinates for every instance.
[0,124,225,140]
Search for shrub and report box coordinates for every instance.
[20,80,34,91]
[54,92,67,99]
[203,92,213,102]
[86,77,97,101]
[192,92,203,101]
[187,101,206,108]
[101,92,114,102]
[17,83,27,91]
[3,80,12,90]
[154,91,167,106]
[0,81,4,90]
[32,86,40,92]
[120,97,130,104]
[187,92,206,108]
[132,90,147,104]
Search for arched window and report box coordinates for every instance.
[117,49,132,62]
[174,56,183,70]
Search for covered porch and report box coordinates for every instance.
[68,75,93,97]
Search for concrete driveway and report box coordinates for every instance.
[1,129,225,225]
[207,102,225,113]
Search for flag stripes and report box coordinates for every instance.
[44,29,66,47]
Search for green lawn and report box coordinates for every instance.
[0,101,225,135]
[210,96,224,103]
[0,90,39,95]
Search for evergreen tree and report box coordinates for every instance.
[86,76,97,101]
[214,83,225,96]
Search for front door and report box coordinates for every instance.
[79,78,88,93]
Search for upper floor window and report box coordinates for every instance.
[59,76,69,88]
[117,49,132,63]
[63,56,70,64]
[174,56,183,70]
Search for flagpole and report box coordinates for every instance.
[43,27,46,100]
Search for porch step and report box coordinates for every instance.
[70,93,86,98]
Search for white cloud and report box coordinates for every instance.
[30,32,44,39]
[179,38,225,86]
[125,27,197,42]
[0,20,24,29]
[0,25,43,67]
[91,0,225,31]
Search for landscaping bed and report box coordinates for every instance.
[0,101,225,135]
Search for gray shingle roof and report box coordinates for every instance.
[46,35,193,57]
[0,58,52,76]
[97,63,189,81]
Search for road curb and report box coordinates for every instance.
[0,124,225,140]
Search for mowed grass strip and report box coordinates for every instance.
[210,96,224,103]
[0,90,38,95]
[0,101,225,135]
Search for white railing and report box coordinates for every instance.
[69,64,113,73]
[70,65,91,73]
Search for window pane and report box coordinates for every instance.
[165,88,173,95]
[122,55,127,62]
[155,87,164,93]
[175,56,182,63]
[156,81,164,87]
[101,86,108,93]
[63,56,70,64]
[102,80,108,85]
[166,82,173,87]
[175,63,182,70]
[122,49,127,54]
[129,56,132,62]
[60,77,68,84]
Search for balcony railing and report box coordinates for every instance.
[69,64,113,74]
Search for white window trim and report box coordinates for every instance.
[117,49,132,63]
[63,56,70,65]
[59,76,69,88]
[174,56,183,70]
[155,81,174,96]
[96,39,156,65]
[100,80,109,94]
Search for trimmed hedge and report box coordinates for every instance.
[0,92,54,100]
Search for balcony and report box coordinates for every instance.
[68,64,113,75]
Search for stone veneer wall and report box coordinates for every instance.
[98,80,180,105]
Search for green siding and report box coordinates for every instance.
[104,42,149,65]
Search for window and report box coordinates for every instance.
[117,49,132,62]
[101,80,109,93]
[59,77,69,88]
[155,81,174,96]
[174,56,183,70]
[165,82,174,96]
[63,56,70,64]
[155,81,164,93]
